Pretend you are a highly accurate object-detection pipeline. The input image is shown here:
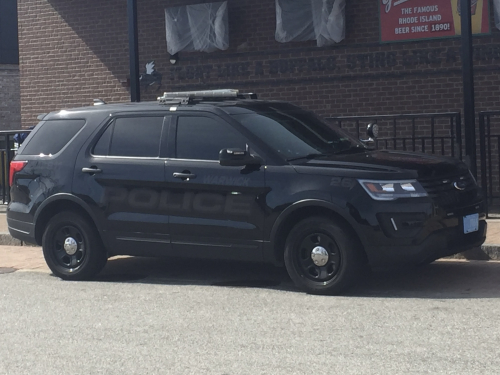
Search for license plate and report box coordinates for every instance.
[463,213,479,234]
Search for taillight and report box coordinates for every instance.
[9,161,28,186]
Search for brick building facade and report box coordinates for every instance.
[17,0,500,127]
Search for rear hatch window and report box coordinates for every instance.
[19,119,85,156]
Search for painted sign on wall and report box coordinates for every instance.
[380,0,490,42]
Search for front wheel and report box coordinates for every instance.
[42,211,107,280]
[284,217,365,295]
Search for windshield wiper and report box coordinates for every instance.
[286,153,332,162]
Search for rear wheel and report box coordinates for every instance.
[42,211,107,280]
[284,217,364,295]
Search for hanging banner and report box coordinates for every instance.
[380,0,490,42]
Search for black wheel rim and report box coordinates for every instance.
[295,232,341,283]
[50,225,86,270]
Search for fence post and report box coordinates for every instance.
[456,113,462,160]
[478,113,488,215]
[5,134,11,203]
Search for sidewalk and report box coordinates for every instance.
[1,210,500,272]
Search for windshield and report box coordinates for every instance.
[231,107,364,160]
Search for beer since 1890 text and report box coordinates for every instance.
[395,5,442,36]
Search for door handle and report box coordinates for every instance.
[82,167,102,174]
[173,172,196,180]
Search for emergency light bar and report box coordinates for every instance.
[158,89,239,103]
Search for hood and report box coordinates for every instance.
[298,150,469,179]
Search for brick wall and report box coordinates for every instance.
[18,0,500,121]
[135,0,500,118]
[17,0,130,126]
[18,0,500,122]
[0,64,21,130]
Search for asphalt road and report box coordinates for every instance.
[1,258,500,375]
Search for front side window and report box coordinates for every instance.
[231,104,363,160]
[93,117,164,157]
[175,116,247,160]
[20,119,85,156]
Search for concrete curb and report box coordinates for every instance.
[0,233,21,246]
[482,244,500,260]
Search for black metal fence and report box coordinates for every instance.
[0,130,32,204]
[479,111,500,206]
[325,112,463,159]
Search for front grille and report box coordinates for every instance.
[418,172,477,207]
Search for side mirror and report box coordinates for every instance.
[366,122,379,139]
[360,122,378,150]
[219,148,263,167]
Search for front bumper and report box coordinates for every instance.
[365,219,487,268]
[353,195,487,268]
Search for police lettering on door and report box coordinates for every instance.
[104,187,255,217]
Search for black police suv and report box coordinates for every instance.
[7,89,486,294]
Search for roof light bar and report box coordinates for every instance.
[158,89,239,103]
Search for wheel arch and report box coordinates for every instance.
[269,199,367,265]
[34,194,101,246]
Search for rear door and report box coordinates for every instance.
[164,113,268,262]
[73,114,171,255]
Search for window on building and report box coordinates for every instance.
[275,0,345,46]
[165,1,229,56]
[93,117,164,158]
[0,0,19,64]
[175,116,247,160]
[495,0,500,30]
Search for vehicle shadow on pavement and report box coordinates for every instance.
[94,256,500,299]
[96,256,296,290]
[348,260,500,299]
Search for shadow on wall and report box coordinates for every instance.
[45,0,131,101]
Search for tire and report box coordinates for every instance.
[284,216,364,295]
[42,211,107,280]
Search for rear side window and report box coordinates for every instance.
[93,116,164,157]
[20,119,85,155]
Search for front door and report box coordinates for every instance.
[164,114,268,262]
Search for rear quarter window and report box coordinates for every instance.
[19,119,86,156]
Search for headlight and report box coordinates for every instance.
[358,179,428,201]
